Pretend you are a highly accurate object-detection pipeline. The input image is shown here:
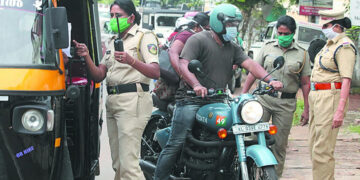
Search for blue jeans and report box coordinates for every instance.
[154,103,200,180]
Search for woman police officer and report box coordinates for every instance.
[73,0,160,179]
[308,10,357,180]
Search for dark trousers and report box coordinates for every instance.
[154,103,200,180]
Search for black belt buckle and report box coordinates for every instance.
[107,86,118,95]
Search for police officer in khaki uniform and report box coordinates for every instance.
[309,10,357,180]
[73,0,159,179]
[241,15,311,177]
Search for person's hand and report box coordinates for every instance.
[332,110,344,129]
[73,40,89,57]
[269,80,283,91]
[193,84,207,98]
[114,51,135,65]
[300,110,309,126]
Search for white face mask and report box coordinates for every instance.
[322,25,339,40]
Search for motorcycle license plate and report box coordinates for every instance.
[232,123,270,134]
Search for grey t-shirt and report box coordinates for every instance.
[180,31,249,89]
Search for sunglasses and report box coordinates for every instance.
[277,32,291,35]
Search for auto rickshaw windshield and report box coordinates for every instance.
[0,0,55,66]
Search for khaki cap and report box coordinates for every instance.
[319,9,345,25]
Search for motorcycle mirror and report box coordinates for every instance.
[188,60,204,75]
[273,56,284,70]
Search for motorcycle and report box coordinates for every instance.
[140,57,285,180]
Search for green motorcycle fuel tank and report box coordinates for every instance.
[195,103,233,133]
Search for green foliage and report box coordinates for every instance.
[227,0,268,11]
[177,0,204,8]
[346,26,360,47]
[98,0,114,5]
[348,125,360,135]
[351,87,360,95]
[293,99,304,126]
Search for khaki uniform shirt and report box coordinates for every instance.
[100,24,159,86]
[256,41,311,93]
[311,33,356,82]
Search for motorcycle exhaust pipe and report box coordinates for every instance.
[139,160,187,180]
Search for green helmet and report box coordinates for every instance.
[210,4,243,33]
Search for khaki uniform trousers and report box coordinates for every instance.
[106,89,152,180]
[257,95,297,177]
[309,89,345,180]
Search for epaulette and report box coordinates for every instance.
[110,35,117,40]
[265,40,276,45]
[294,42,306,51]
[138,28,153,34]
[342,41,352,48]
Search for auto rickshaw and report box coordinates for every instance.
[0,0,103,179]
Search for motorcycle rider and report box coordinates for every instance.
[154,4,283,180]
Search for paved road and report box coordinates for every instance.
[282,123,360,180]
[97,84,115,180]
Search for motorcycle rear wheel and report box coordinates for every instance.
[247,159,277,180]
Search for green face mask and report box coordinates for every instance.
[278,33,294,48]
[110,17,131,33]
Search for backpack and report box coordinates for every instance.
[153,31,189,101]
[136,30,179,101]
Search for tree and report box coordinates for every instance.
[226,0,270,40]
[346,26,360,50]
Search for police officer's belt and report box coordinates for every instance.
[107,83,149,95]
[310,82,342,91]
[269,92,297,99]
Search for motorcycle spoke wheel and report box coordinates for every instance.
[247,159,277,180]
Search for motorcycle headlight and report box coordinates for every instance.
[239,100,263,124]
[21,110,45,132]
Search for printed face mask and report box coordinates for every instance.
[222,27,238,42]
[278,33,294,48]
[322,25,339,40]
[110,17,131,33]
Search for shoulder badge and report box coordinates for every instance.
[147,44,158,55]
[265,40,276,45]
[111,35,117,40]
[342,41,351,48]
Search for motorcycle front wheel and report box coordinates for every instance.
[247,158,278,180]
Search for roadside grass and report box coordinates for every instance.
[347,125,360,135]
[293,99,304,126]
[351,87,360,94]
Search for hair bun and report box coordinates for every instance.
[343,17,352,29]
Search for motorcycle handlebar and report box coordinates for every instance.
[252,83,278,96]
[186,88,228,97]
